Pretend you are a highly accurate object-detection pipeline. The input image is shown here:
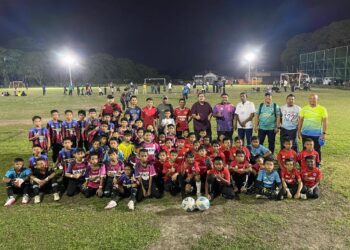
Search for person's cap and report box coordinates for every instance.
[163,95,168,100]
[107,95,114,99]
[264,92,272,96]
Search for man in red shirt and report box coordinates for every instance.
[205,156,235,201]
[173,98,192,137]
[141,98,158,130]
[101,95,122,118]
[300,156,322,199]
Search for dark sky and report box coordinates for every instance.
[0,0,349,77]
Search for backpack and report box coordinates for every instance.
[258,103,278,119]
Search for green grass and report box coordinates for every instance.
[0,85,350,249]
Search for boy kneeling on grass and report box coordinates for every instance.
[3,158,31,207]
[105,164,139,210]
[255,157,284,200]
[280,158,306,200]
[300,156,322,199]
[205,156,235,201]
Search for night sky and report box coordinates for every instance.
[0,0,349,77]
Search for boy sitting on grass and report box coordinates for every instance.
[30,157,60,203]
[3,158,31,206]
[255,158,284,200]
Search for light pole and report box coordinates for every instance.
[244,52,256,84]
[60,52,78,87]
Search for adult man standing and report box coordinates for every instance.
[174,98,192,137]
[125,95,142,125]
[297,94,328,160]
[234,92,255,145]
[191,93,213,140]
[157,96,174,131]
[255,93,281,154]
[280,94,301,151]
[101,95,122,118]
[212,93,235,140]
[141,98,158,129]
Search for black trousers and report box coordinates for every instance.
[301,186,320,199]
[32,180,59,196]
[232,172,249,190]
[112,186,137,202]
[207,174,235,200]
[104,176,115,197]
[82,187,103,198]
[280,183,300,197]
[136,179,161,201]
[164,177,181,196]
[6,181,30,197]
[178,174,196,198]
[66,178,85,196]
[51,143,63,163]
[280,128,298,152]
[256,182,284,200]
[258,129,276,154]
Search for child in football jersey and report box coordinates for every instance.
[157,133,166,148]
[103,137,124,163]
[29,145,48,169]
[134,149,162,201]
[300,156,322,199]
[55,138,76,171]
[205,156,235,201]
[30,158,60,203]
[47,109,63,162]
[195,146,213,194]
[77,110,89,151]
[102,113,115,136]
[127,144,143,168]
[229,150,252,193]
[198,129,207,144]
[255,158,283,200]
[61,110,80,148]
[281,159,304,199]
[97,122,111,139]
[85,108,100,144]
[230,137,251,162]
[160,109,175,135]
[209,140,226,164]
[88,139,104,162]
[252,155,265,176]
[161,138,174,157]
[178,151,201,199]
[185,132,197,151]
[65,148,89,197]
[105,165,139,210]
[166,124,177,145]
[175,137,189,164]
[117,130,134,161]
[29,115,51,153]
[134,128,145,145]
[153,149,167,193]
[82,154,106,198]
[277,138,298,172]
[3,158,31,206]
[163,150,181,196]
[104,149,125,197]
[221,138,232,164]
[202,136,212,153]
[248,136,272,164]
[142,130,160,161]
[99,135,109,154]
[118,118,130,140]
[298,138,320,171]
[193,141,201,154]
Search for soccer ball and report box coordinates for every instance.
[196,196,210,211]
[181,197,196,212]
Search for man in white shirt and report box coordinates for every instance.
[280,94,301,151]
[234,92,255,145]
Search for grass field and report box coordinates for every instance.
[0,85,350,249]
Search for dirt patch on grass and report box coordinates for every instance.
[147,187,350,250]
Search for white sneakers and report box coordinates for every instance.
[34,195,41,204]
[127,200,135,210]
[4,197,16,207]
[105,200,117,209]
[53,193,60,201]
[300,193,307,200]
[22,194,30,204]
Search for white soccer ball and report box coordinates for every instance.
[196,196,210,211]
[181,197,196,212]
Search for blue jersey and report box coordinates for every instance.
[118,173,137,188]
[47,120,63,144]
[57,148,76,168]
[5,167,31,179]
[248,144,269,157]
[125,106,142,122]
[257,169,281,188]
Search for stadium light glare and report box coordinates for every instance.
[59,51,79,86]
[244,52,256,63]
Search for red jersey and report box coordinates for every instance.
[195,155,212,175]
[281,168,300,185]
[297,150,320,171]
[173,107,191,131]
[141,106,158,128]
[162,161,180,181]
[209,151,226,164]
[230,160,251,170]
[154,160,166,175]
[176,147,189,164]
[207,167,231,184]
[102,103,122,116]
[277,149,298,171]
[161,145,174,157]
[180,161,200,176]
[220,147,231,164]
[301,167,322,187]
[230,146,251,161]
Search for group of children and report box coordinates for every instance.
[3,101,322,210]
